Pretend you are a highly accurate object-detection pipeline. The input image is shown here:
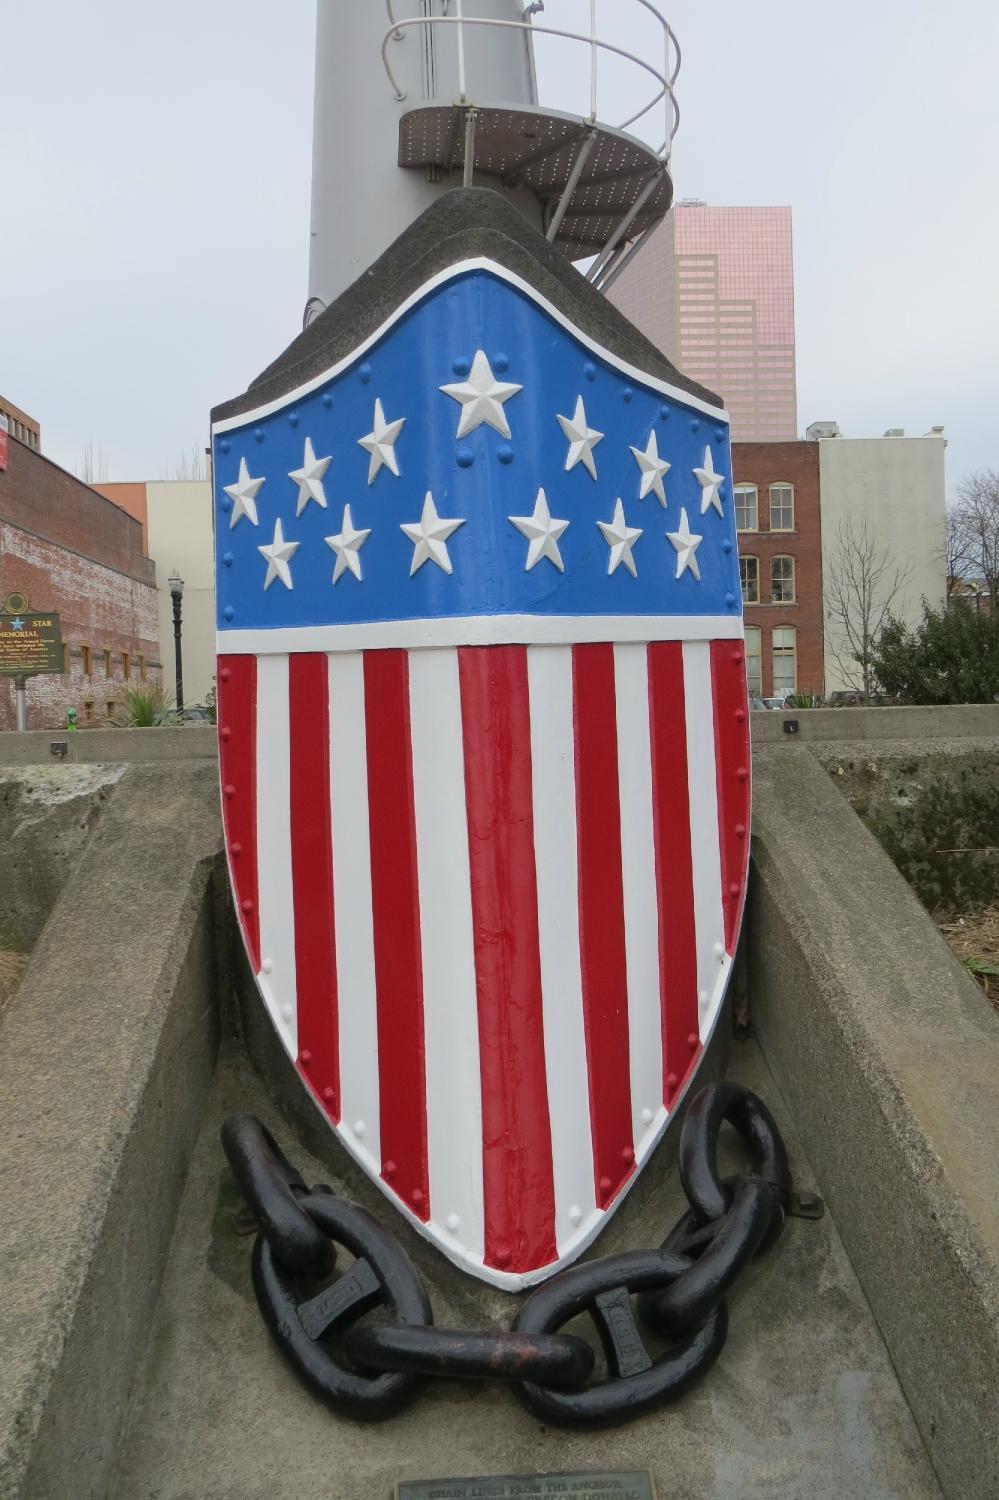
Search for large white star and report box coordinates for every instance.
[223,457,264,530]
[288,436,331,516]
[667,507,703,582]
[630,430,671,507]
[258,517,300,591]
[400,491,465,575]
[556,395,604,480]
[358,398,405,484]
[509,488,569,573]
[324,504,370,585]
[597,499,643,578]
[693,444,725,517]
[439,350,522,439]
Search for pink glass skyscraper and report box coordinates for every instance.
[607,202,798,442]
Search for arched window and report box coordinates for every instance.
[771,555,795,603]
[740,555,759,605]
[772,627,797,696]
[734,484,758,532]
[769,483,794,531]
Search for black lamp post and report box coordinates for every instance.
[168,571,185,714]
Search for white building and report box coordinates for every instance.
[99,480,216,708]
[807,422,947,695]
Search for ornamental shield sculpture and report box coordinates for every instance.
[212,209,749,1290]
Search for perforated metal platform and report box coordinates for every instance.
[399,103,673,261]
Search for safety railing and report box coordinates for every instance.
[382,0,680,164]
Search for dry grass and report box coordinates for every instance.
[937,906,999,1015]
[0,949,27,1013]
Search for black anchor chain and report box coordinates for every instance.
[222,1081,821,1428]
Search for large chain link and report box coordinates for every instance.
[221,1081,818,1428]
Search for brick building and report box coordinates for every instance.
[0,435,160,731]
[731,441,823,699]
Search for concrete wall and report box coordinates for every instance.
[818,433,947,694]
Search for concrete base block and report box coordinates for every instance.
[750,746,999,1499]
[0,763,224,1500]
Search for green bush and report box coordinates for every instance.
[871,600,999,705]
[107,683,180,727]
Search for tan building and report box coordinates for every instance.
[99,480,216,708]
[607,201,798,442]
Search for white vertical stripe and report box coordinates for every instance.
[613,643,666,1154]
[408,648,484,1261]
[682,643,726,1042]
[255,654,297,1058]
[527,645,597,1250]
[328,652,381,1172]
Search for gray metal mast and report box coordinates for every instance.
[307,1,540,321]
[305,2,681,323]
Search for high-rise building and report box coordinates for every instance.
[607,201,797,442]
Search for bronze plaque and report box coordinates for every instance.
[397,1475,656,1500]
[0,611,63,677]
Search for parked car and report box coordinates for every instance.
[761,697,786,711]
[827,689,865,708]
[749,696,769,711]
[179,705,212,724]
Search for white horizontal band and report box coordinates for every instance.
[217,613,742,655]
[211,257,729,435]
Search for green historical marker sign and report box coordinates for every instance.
[0,609,64,677]
[397,1474,656,1500]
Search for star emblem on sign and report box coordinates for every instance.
[440,350,522,438]
[630,430,671,507]
[597,500,643,577]
[401,491,465,575]
[358,397,405,484]
[557,395,603,480]
[258,517,299,591]
[667,507,703,581]
[693,445,725,517]
[325,504,370,584]
[509,488,569,573]
[289,437,331,516]
[223,457,264,529]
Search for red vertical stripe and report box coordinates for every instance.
[647,643,699,1107]
[217,654,259,972]
[289,654,340,1121]
[571,645,635,1208]
[711,641,752,955]
[458,645,557,1275]
[363,650,429,1220]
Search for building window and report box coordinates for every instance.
[772,627,797,697]
[138,653,147,681]
[734,484,758,532]
[740,555,759,605]
[103,648,112,677]
[106,702,116,719]
[84,700,95,722]
[62,643,70,674]
[770,483,794,530]
[81,645,92,677]
[121,651,131,681]
[771,555,796,604]
[744,627,762,698]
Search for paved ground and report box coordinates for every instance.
[111,1040,940,1500]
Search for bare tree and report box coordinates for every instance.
[161,444,207,482]
[824,518,913,695]
[78,439,109,484]
[949,469,999,600]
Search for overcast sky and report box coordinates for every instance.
[2,1,996,494]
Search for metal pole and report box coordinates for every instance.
[586,171,663,282]
[589,0,598,120]
[546,128,597,242]
[171,592,184,714]
[456,0,467,102]
[597,217,661,293]
[463,108,478,187]
[14,674,27,732]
